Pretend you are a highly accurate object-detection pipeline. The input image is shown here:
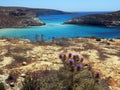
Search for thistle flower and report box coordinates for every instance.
[59,53,63,59]
[68,53,72,58]
[69,59,74,65]
[95,72,100,78]
[73,54,79,60]
[76,64,82,71]
[76,64,82,68]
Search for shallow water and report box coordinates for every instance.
[0,12,120,41]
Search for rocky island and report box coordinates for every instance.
[0,6,67,28]
[64,11,120,27]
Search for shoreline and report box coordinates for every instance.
[0,36,120,42]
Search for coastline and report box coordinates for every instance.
[64,10,120,28]
[0,6,70,28]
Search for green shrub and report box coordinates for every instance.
[21,76,41,90]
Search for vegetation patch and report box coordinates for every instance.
[21,52,110,90]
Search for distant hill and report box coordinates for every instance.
[64,11,120,27]
[0,6,68,28]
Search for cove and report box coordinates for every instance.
[0,12,120,41]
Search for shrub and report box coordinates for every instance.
[96,38,101,41]
[0,82,5,90]
[21,77,41,90]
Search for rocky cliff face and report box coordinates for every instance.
[64,11,120,27]
[0,6,67,28]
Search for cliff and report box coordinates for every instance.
[64,11,120,27]
[0,6,67,28]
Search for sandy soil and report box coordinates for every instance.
[0,38,120,90]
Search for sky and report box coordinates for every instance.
[0,0,120,12]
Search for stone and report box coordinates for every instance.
[9,82,15,87]
[22,62,27,65]
[21,73,26,78]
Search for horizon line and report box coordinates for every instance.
[0,5,119,12]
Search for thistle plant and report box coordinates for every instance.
[58,52,103,90]
[94,72,100,83]
[20,51,106,90]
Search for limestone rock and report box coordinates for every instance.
[22,62,27,65]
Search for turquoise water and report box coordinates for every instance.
[0,12,120,41]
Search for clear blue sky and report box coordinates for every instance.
[0,0,120,11]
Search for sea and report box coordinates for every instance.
[0,12,120,41]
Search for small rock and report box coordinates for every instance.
[21,73,26,78]
[22,62,27,65]
[96,38,101,41]
[9,82,14,87]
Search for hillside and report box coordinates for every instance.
[64,11,120,27]
[0,6,67,28]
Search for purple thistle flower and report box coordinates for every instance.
[73,54,79,60]
[76,64,82,68]
[95,72,100,78]
[59,53,63,59]
[76,64,82,71]
[68,53,72,58]
[69,59,74,64]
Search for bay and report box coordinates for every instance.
[0,12,120,41]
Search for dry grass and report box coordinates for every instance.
[6,55,32,69]
[0,69,4,74]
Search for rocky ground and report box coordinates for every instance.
[0,37,120,90]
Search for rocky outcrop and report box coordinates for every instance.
[64,11,120,27]
[0,6,68,28]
